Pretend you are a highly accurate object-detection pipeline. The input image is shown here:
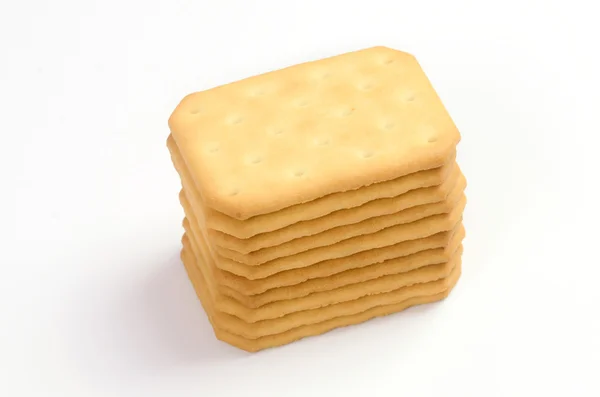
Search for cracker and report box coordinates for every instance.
[186,211,463,296]
[168,46,460,220]
[183,200,465,301]
[211,170,465,264]
[217,226,464,308]
[191,196,466,279]
[168,135,456,238]
[187,222,462,322]
[180,238,461,349]
[209,164,460,254]
[174,143,460,254]
[211,292,453,352]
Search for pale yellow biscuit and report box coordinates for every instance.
[168,46,460,220]
[168,135,456,238]
[211,170,465,264]
[180,238,461,351]
[186,222,462,322]
[216,226,464,308]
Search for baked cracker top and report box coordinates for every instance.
[168,46,460,220]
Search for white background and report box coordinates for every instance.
[2,0,599,396]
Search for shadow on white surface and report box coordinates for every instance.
[63,248,246,390]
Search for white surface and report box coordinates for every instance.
[2,1,599,396]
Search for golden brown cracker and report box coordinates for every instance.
[169,47,461,220]
[191,196,466,279]
[168,135,456,238]
[187,224,462,322]
[210,164,462,253]
[187,215,463,296]
[211,171,465,264]
[219,226,465,308]
[180,238,461,351]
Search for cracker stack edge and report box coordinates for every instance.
[167,46,467,352]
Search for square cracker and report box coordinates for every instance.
[168,46,461,220]
[207,169,465,264]
[180,239,461,351]
[186,219,463,322]
[187,195,465,279]
[168,135,456,238]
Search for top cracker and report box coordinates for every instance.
[168,46,460,220]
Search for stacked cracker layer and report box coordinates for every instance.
[167,46,466,352]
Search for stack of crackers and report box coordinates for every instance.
[167,46,466,352]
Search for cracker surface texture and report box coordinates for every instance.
[168,46,461,219]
